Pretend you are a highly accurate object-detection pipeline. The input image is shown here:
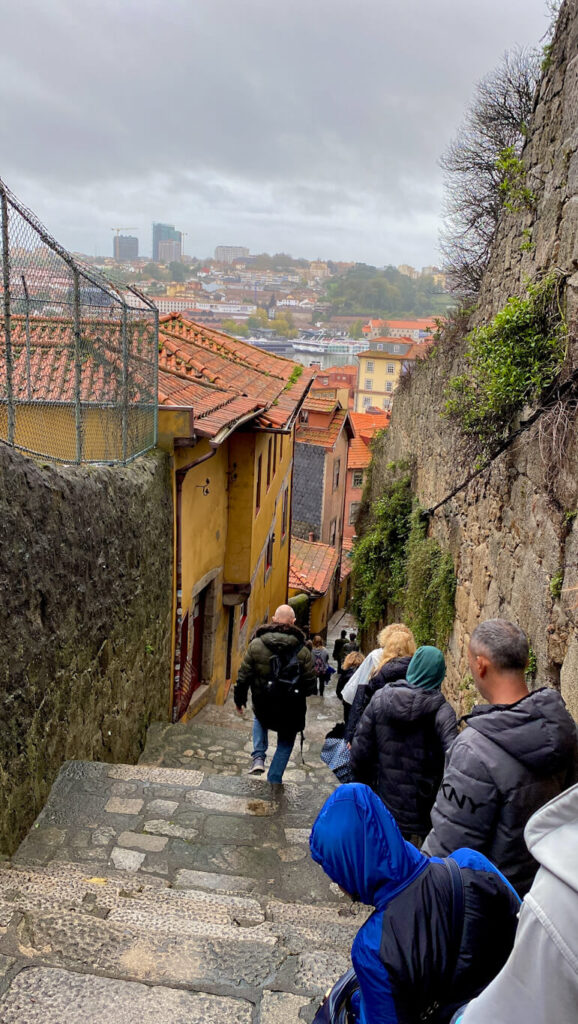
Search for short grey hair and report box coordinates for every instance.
[470,619,529,671]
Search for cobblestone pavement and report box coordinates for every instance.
[0,672,366,1023]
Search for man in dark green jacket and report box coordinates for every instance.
[234,604,316,783]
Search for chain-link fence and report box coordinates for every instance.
[0,179,158,464]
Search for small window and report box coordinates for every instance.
[265,534,274,578]
[353,470,363,488]
[349,501,361,525]
[376,343,383,350]
[273,435,278,476]
[239,599,249,629]
[281,488,289,538]
[366,360,374,372]
[386,381,393,392]
[333,459,341,490]
[279,434,284,460]
[364,378,373,390]
[255,454,262,513]
[362,396,371,408]
[387,363,395,374]
[329,519,337,546]
[393,345,401,352]
[266,438,272,489]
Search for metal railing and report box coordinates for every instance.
[0,179,158,464]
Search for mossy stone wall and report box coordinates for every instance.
[0,446,173,855]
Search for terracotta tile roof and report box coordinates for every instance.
[303,389,340,413]
[386,319,437,328]
[356,348,415,360]
[296,408,353,449]
[348,436,372,469]
[158,314,315,437]
[0,315,155,404]
[350,411,390,434]
[363,335,413,345]
[289,537,339,596]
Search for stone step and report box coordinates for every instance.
[12,760,340,904]
[140,693,343,781]
[0,862,361,1014]
[0,969,255,1024]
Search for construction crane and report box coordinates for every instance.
[111,227,136,236]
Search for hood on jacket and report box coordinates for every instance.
[254,622,305,652]
[376,680,446,721]
[406,646,446,690]
[524,781,578,894]
[370,655,412,691]
[465,688,577,776]
[309,783,427,908]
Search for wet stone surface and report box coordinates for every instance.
[1,614,358,1022]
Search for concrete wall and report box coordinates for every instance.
[362,0,578,719]
[0,446,173,855]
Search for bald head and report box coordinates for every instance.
[273,604,296,625]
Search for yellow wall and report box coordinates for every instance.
[159,410,296,718]
[0,405,154,463]
[355,353,403,412]
[288,586,332,637]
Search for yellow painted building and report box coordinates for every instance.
[157,315,314,720]
[355,343,416,413]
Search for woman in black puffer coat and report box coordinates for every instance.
[350,645,458,842]
[344,625,416,744]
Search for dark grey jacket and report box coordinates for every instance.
[233,622,316,735]
[344,655,412,744]
[423,688,578,896]
[350,681,458,838]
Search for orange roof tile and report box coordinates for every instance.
[0,315,155,405]
[296,408,353,449]
[348,436,372,469]
[289,536,339,595]
[356,348,415,360]
[303,389,340,413]
[158,314,315,437]
[350,411,390,433]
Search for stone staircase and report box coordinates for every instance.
[0,680,364,1023]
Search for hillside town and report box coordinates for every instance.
[0,1,577,1023]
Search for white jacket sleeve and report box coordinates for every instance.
[341,649,379,704]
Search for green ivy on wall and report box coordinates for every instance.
[351,468,457,649]
[444,273,566,453]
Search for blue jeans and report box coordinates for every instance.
[252,717,296,783]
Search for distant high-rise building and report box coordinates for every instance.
[153,223,182,262]
[158,240,183,264]
[214,245,250,264]
[113,235,138,261]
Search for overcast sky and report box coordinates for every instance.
[0,0,552,266]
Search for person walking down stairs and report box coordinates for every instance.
[312,635,331,697]
[234,604,317,784]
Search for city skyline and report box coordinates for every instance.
[1,0,551,266]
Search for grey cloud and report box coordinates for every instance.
[1,0,551,262]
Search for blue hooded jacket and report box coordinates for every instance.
[310,784,520,1024]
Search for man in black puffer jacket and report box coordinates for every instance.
[350,646,458,841]
[234,604,316,784]
[423,619,578,896]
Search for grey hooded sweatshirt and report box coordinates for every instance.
[422,688,577,894]
[454,781,578,1024]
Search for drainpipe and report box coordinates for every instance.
[172,446,217,721]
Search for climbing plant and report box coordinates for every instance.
[444,273,566,453]
[404,511,457,647]
[352,470,457,649]
[351,470,413,631]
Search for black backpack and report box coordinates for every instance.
[266,647,302,705]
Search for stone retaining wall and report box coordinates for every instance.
[0,446,173,854]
